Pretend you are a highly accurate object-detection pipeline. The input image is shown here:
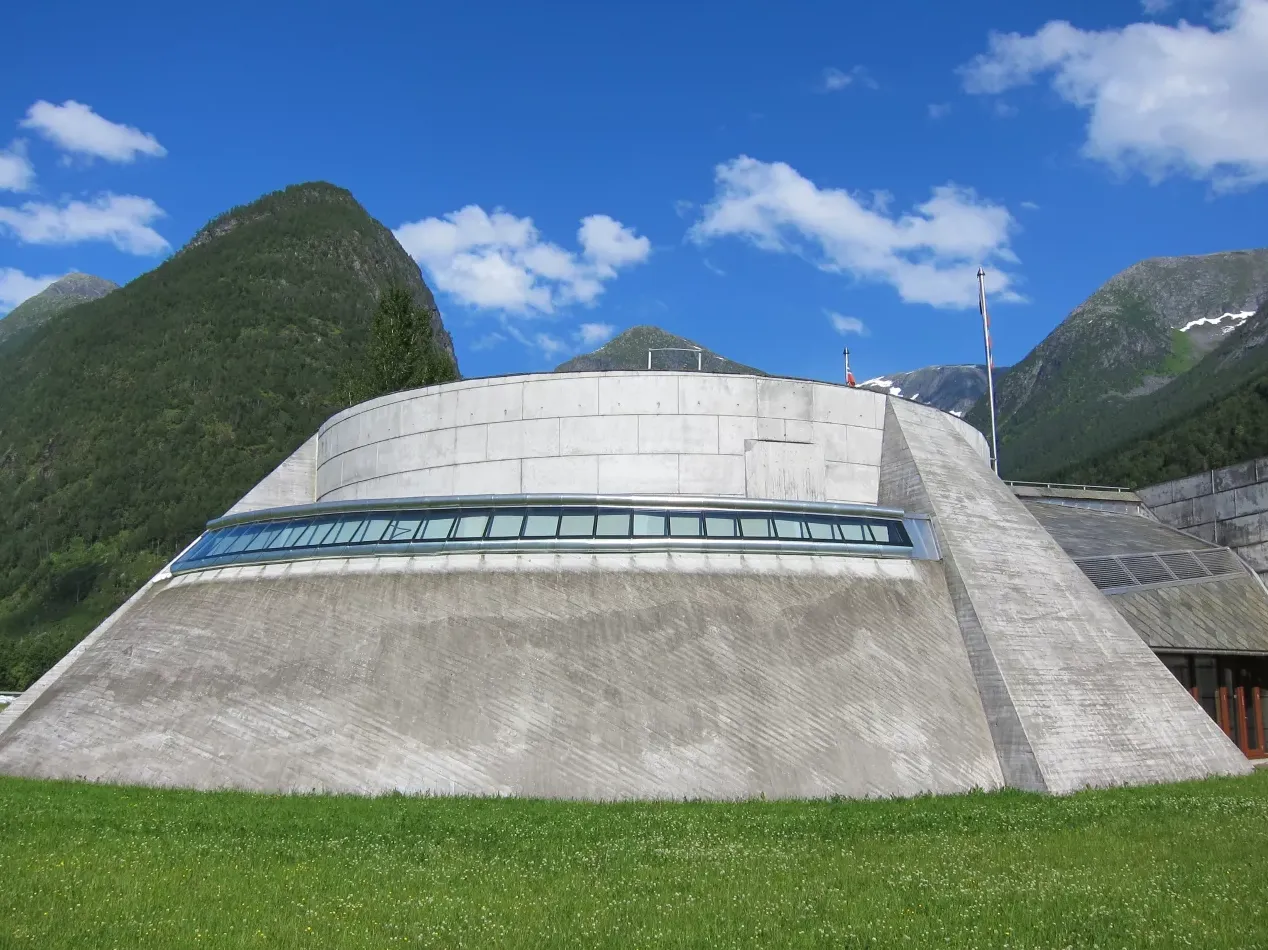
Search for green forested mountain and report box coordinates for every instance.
[556,325,765,374]
[1054,299,1268,487]
[0,273,117,349]
[966,248,1268,479]
[0,181,455,689]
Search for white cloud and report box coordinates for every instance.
[577,322,616,346]
[822,66,878,91]
[690,156,1020,309]
[1020,200,1041,210]
[0,267,64,314]
[959,0,1268,188]
[828,312,868,335]
[927,102,952,119]
[0,193,169,255]
[533,333,570,358]
[20,100,166,163]
[394,205,650,313]
[0,142,34,192]
[1141,0,1173,13]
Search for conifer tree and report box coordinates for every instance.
[342,284,458,404]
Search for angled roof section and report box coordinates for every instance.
[1112,576,1268,654]
[1023,500,1215,558]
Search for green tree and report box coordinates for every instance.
[341,284,458,404]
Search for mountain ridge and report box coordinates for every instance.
[0,180,452,690]
[967,247,1268,478]
[858,364,1004,416]
[0,273,118,349]
[555,325,765,375]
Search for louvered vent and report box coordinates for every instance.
[1121,555,1175,586]
[1078,558,1135,590]
[1158,550,1207,580]
[1194,548,1242,576]
[1074,547,1244,592]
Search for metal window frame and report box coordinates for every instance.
[174,494,934,575]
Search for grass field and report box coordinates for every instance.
[1,772,1266,949]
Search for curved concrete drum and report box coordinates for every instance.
[0,372,1249,798]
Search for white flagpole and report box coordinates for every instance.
[977,267,1000,474]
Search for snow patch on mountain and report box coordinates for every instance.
[861,376,903,397]
[1179,310,1254,333]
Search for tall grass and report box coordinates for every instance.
[1,771,1266,948]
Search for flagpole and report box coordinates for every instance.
[977,267,1000,474]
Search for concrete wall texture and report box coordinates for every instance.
[879,399,1249,793]
[314,373,991,506]
[1139,457,1268,578]
[0,554,1004,799]
[225,435,317,515]
[0,371,1250,799]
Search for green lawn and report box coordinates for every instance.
[1,772,1266,949]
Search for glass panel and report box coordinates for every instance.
[804,518,835,541]
[267,520,311,549]
[242,523,286,552]
[322,518,364,546]
[225,524,265,554]
[558,512,595,537]
[632,512,666,537]
[454,513,490,539]
[669,514,702,537]
[522,512,560,538]
[1196,656,1218,719]
[204,527,244,557]
[739,516,771,538]
[704,515,737,537]
[488,512,525,539]
[182,533,218,561]
[869,522,892,544]
[420,515,455,540]
[836,520,867,542]
[303,520,342,547]
[384,517,423,542]
[596,512,630,537]
[359,518,393,544]
[772,517,804,540]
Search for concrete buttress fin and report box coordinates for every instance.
[878,401,1045,791]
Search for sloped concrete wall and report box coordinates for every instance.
[0,553,1003,800]
[880,399,1250,792]
[1139,458,1268,579]
[224,436,316,515]
[314,373,986,507]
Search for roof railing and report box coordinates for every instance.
[647,347,728,371]
[1004,479,1135,494]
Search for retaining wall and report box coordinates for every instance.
[1138,457,1268,578]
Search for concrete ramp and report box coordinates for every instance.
[0,554,1002,800]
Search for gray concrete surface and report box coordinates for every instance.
[881,399,1250,793]
[314,373,990,507]
[0,553,1003,800]
[1139,458,1268,578]
[224,436,317,515]
[1022,500,1216,558]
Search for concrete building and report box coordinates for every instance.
[0,372,1252,798]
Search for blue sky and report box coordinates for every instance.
[3,0,1268,384]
